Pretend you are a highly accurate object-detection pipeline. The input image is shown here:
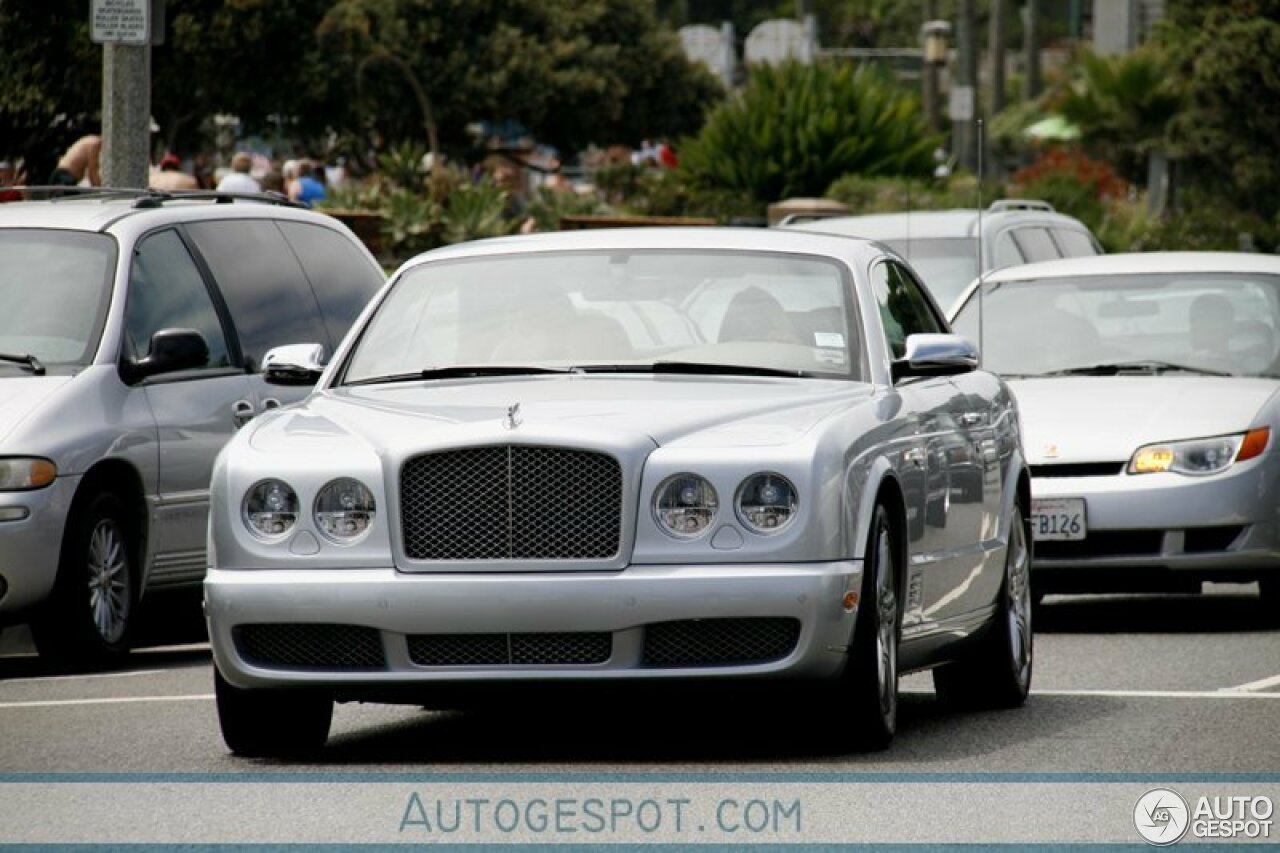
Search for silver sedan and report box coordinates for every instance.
[205,228,1032,756]
[950,252,1280,602]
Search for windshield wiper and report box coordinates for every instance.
[346,364,571,387]
[0,352,45,375]
[574,361,813,378]
[1037,360,1234,378]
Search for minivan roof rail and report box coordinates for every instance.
[13,186,304,209]
[987,198,1055,213]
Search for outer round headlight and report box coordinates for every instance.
[313,478,376,543]
[735,473,798,534]
[653,474,718,539]
[242,479,299,540]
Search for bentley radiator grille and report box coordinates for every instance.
[400,446,622,560]
[234,623,386,670]
[642,618,801,667]
[408,632,613,666]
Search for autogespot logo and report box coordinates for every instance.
[1134,788,1191,846]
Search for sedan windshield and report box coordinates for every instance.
[883,238,977,312]
[341,250,860,384]
[952,272,1280,378]
[0,230,117,370]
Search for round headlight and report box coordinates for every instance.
[313,478,376,543]
[653,474,718,539]
[735,473,798,534]
[243,479,298,540]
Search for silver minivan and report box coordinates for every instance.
[0,192,384,667]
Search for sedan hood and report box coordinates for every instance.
[0,375,76,444]
[1010,376,1280,463]
[249,375,870,455]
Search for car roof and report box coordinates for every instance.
[0,192,335,234]
[978,251,1280,282]
[783,206,1092,241]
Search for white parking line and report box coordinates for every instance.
[1221,672,1280,693]
[1,669,164,686]
[902,687,1280,700]
[0,694,214,710]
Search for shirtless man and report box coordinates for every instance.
[49,134,102,186]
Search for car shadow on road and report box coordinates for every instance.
[1035,588,1278,634]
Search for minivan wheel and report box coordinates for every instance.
[215,669,333,757]
[934,506,1033,709]
[32,491,138,670]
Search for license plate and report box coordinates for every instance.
[1031,497,1087,541]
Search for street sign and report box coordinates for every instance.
[91,0,149,45]
[948,85,975,122]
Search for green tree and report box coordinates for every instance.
[678,60,940,204]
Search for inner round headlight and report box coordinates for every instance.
[735,473,798,534]
[243,479,298,540]
[653,474,718,539]
[314,478,376,542]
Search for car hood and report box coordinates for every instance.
[0,375,76,443]
[1010,376,1280,463]
[248,375,871,456]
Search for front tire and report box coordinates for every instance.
[32,491,138,670]
[934,505,1033,709]
[215,669,332,757]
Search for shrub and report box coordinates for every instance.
[1009,147,1129,232]
[825,174,1007,214]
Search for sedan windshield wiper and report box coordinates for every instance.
[1038,360,1233,378]
[574,361,813,378]
[0,352,45,375]
[346,364,571,387]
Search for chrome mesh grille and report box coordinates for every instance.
[400,446,622,560]
[234,623,385,670]
[642,618,801,667]
[407,632,612,666]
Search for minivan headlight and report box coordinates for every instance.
[1129,428,1269,476]
[313,478,376,543]
[735,473,798,534]
[0,457,57,491]
[242,479,299,539]
[653,474,718,539]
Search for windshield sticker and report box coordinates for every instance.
[814,332,844,348]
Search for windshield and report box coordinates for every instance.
[952,272,1280,378]
[883,238,977,312]
[341,249,860,384]
[0,229,117,370]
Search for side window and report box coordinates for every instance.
[993,231,1025,270]
[185,220,330,370]
[870,260,944,359]
[125,229,231,367]
[1054,228,1102,257]
[276,221,384,346]
[1012,227,1059,262]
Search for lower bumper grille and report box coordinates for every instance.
[234,623,386,670]
[642,618,801,667]
[1036,525,1246,561]
[408,632,613,666]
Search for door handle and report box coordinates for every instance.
[232,400,255,428]
[903,447,926,468]
[959,412,984,427]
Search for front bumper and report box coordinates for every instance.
[206,560,862,690]
[0,476,78,619]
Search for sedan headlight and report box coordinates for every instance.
[735,473,798,534]
[653,474,718,539]
[1128,428,1269,476]
[0,457,57,491]
[242,479,299,539]
[313,478,376,543]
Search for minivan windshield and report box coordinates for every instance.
[0,230,117,370]
[341,249,860,384]
[952,272,1280,378]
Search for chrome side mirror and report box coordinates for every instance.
[891,333,979,383]
[262,343,327,386]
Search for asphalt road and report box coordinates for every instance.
[2,585,1278,844]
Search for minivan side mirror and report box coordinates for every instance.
[121,328,209,383]
[262,343,327,386]
[891,333,979,383]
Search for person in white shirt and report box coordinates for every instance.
[216,151,261,193]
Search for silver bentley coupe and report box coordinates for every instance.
[205,228,1033,756]
[950,252,1280,603]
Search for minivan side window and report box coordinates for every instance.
[276,221,383,346]
[185,220,330,370]
[871,259,945,359]
[993,231,1024,270]
[125,229,231,367]
[1012,227,1059,262]
[1054,228,1102,257]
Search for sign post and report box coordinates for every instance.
[92,0,153,188]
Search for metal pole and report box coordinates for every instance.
[923,0,940,132]
[101,42,151,188]
[1024,0,1041,99]
[990,0,1006,117]
[954,0,979,172]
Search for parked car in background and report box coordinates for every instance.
[0,190,385,667]
[949,252,1280,604]
[783,200,1102,314]
[206,227,1033,757]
